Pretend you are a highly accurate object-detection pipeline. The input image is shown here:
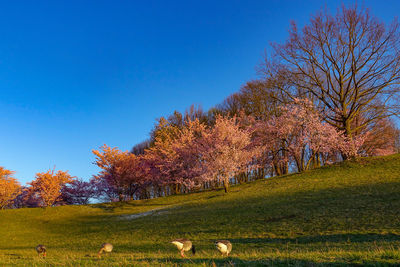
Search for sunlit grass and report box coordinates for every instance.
[1,154,400,266]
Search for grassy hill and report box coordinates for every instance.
[1,154,400,266]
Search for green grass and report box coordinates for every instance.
[1,154,400,266]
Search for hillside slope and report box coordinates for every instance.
[1,154,400,266]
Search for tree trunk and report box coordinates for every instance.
[342,119,355,160]
[174,184,181,195]
[223,179,229,193]
[274,163,281,176]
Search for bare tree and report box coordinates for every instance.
[131,139,151,155]
[213,93,243,117]
[262,5,400,140]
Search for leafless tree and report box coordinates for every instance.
[262,5,400,139]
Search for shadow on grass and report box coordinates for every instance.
[134,256,400,266]
[231,233,400,245]
[3,253,24,259]
[137,257,261,267]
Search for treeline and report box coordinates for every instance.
[1,5,400,208]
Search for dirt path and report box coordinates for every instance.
[118,205,178,220]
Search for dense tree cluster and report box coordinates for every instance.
[91,99,380,201]
[92,114,257,200]
[1,5,399,208]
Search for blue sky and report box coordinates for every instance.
[1,0,399,184]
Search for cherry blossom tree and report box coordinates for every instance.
[92,145,147,201]
[0,167,21,209]
[142,118,207,194]
[253,99,366,173]
[199,115,255,193]
[360,118,399,156]
[143,115,258,194]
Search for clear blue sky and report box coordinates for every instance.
[1,0,399,184]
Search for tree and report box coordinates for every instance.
[27,169,74,207]
[13,187,41,208]
[358,118,399,156]
[212,93,243,118]
[0,167,21,209]
[131,139,151,155]
[90,177,121,202]
[61,178,97,205]
[199,115,255,193]
[93,145,146,201]
[253,99,364,173]
[143,118,207,194]
[148,104,208,148]
[263,5,400,144]
[236,80,288,120]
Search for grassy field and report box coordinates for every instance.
[1,154,400,266]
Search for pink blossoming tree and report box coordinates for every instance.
[253,99,366,173]
[199,115,256,193]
